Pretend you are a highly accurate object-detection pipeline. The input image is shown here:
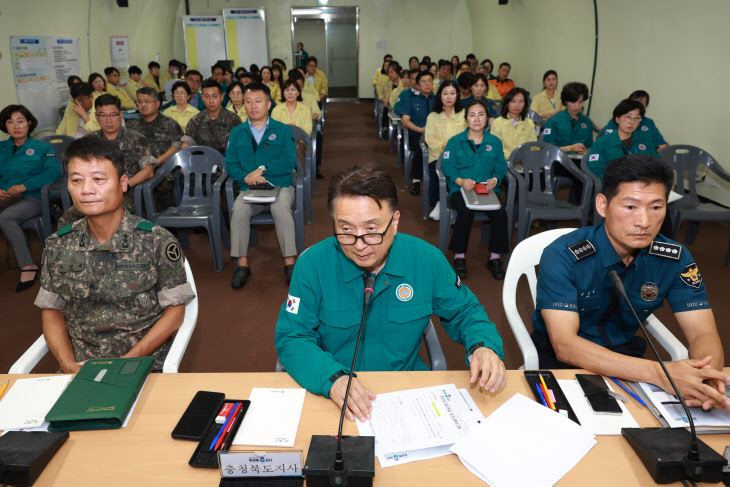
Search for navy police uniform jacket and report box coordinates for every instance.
[532,224,709,349]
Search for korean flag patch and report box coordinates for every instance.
[26,148,35,156]
[543,128,551,135]
[269,134,276,141]
[589,154,599,161]
[286,294,300,314]
[443,151,450,159]
[605,129,614,134]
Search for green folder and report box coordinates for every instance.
[45,357,153,431]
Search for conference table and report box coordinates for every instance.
[3,370,729,486]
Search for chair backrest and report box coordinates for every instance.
[162,258,199,373]
[508,142,575,199]
[659,145,725,207]
[40,134,75,161]
[580,151,602,194]
[289,125,312,148]
[168,146,226,206]
[526,110,544,136]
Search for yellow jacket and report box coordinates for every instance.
[377,78,399,105]
[485,83,500,101]
[489,116,537,159]
[389,85,404,110]
[226,102,248,122]
[306,69,328,98]
[160,71,177,84]
[105,83,136,110]
[267,82,282,104]
[271,101,313,135]
[424,110,467,162]
[530,90,564,118]
[143,73,162,92]
[56,101,100,137]
[124,79,145,102]
[162,103,200,131]
[372,68,389,89]
[302,91,322,119]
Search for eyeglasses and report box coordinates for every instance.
[96,113,121,120]
[187,78,201,84]
[334,214,394,246]
[621,115,642,123]
[137,99,158,105]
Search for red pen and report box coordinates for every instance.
[214,402,242,451]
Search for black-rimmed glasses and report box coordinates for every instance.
[334,214,394,245]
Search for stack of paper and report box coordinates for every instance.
[355,384,484,467]
[636,381,730,433]
[450,394,596,487]
[232,388,306,447]
[0,376,71,431]
[557,379,639,435]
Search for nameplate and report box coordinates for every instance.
[116,261,150,271]
[218,451,303,478]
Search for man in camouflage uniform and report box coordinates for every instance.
[126,87,185,210]
[35,136,195,373]
[181,79,241,155]
[58,94,157,226]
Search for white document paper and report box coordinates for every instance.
[637,381,730,432]
[450,393,597,487]
[232,388,306,447]
[557,379,639,435]
[0,376,72,430]
[356,384,484,468]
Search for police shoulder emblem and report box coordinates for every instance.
[395,283,414,302]
[680,263,702,288]
[640,282,659,301]
[568,239,596,261]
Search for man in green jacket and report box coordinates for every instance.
[226,82,297,289]
[275,165,506,422]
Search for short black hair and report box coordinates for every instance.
[383,54,393,61]
[239,71,255,82]
[480,59,493,71]
[464,98,489,118]
[387,62,402,76]
[457,72,473,91]
[499,62,511,69]
[542,69,558,83]
[468,72,489,89]
[459,60,471,71]
[94,93,121,111]
[629,90,650,107]
[433,80,463,114]
[171,80,191,96]
[419,61,429,69]
[186,70,202,80]
[415,70,433,84]
[67,75,82,88]
[223,65,233,76]
[70,82,93,99]
[243,81,270,97]
[422,55,431,64]
[249,63,260,73]
[128,65,142,76]
[280,79,302,103]
[103,67,118,77]
[235,67,247,78]
[168,59,181,68]
[602,154,674,203]
[88,73,106,91]
[437,59,452,72]
[63,135,125,179]
[612,98,645,120]
[409,56,419,65]
[466,53,477,60]
[328,164,398,215]
[287,69,304,83]
[136,86,159,99]
[306,57,318,66]
[561,82,589,105]
[211,63,225,74]
[148,61,160,70]
[201,79,222,93]
[501,87,529,120]
[0,104,38,134]
[226,80,244,96]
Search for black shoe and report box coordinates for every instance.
[231,266,250,289]
[453,258,467,279]
[410,182,421,196]
[316,168,324,179]
[487,258,505,280]
[16,268,38,293]
[284,264,295,284]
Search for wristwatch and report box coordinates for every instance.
[258,165,266,174]
[467,342,486,360]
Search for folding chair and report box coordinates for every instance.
[526,110,544,138]
[289,125,314,225]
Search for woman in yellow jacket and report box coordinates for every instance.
[88,73,106,99]
[225,81,248,122]
[271,79,313,135]
[261,66,281,104]
[529,70,564,121]
[371,54,392,86]
[163,81,200,131]
[489,87,537,160]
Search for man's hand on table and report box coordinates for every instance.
[469,347,507,393]
[663,356,730,410]
[329,376,376,422]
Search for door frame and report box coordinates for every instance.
[291,6,359,102]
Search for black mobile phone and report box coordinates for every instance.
[249,182,275,190]
[575,374,622,415]
[171,391,225,440]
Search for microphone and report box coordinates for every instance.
[608,270,726,483]
[304,274,376,487]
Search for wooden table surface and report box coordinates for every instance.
[2,370,727,486]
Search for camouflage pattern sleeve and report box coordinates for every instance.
[152,228,195,308]
[34,241,65,311]
[182,112,203,146]
[167,116,184,149]
[132,132,157,169]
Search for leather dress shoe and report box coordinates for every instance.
[284,264,295,284]
[453,258,467,279]
[487,258,505,280]
[231,266,251,289]
[410,182,421,196]
[16,268,38,293]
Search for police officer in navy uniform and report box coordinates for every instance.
[531,154,730,411]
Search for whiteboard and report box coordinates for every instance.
[10,36,57,128]
[183,16,227,78]
[223,8,269,70]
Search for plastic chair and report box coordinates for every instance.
[40,135,75,227]
[507,142,592,244]
[289,125,314,225]
[659,145,730,257]
[225,156,306,256]
[420,137,431,220]
[502,229,688,370]
[275,319,447,372]
[9,259,199,374]
[311,122,321,195]
[402,126,412,189]
[579,151,604,224]
[373,85,381,121]
[388,111,401,154]
[526,110,544,138]
[435,156,515,256]
[142,146,228,272]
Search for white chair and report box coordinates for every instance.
[502,228,688,370]
[9,259,199,374]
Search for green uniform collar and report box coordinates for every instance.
[336,233,407,283]
[73,209,138,253]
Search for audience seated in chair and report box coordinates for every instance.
[226,82,298,289]
[600,90,669,151]
[103,67,136,110]
[35,136,195,373]
[163,81,199,131]
[543,81,593,155]
[88,72,107,99]
[401,70,436,196]
[143,61,163,96]
[56,82,100,138]
[182,79,242,156]
[530,70,565,121]
[226,80,248,123]
[124,65,145,103]
[305,57,328,103]
[160,59,182,85]
[489,62,516,98]
[490,87,537,160]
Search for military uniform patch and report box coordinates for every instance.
[568,239,596,261]
[165,242,182,262]
[640,282,659,301]
[648,241,681,260]
[680,263,702,288]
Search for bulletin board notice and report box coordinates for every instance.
[49,36,81,108]
[10,36,58,128]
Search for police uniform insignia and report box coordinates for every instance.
[638,144,646,151]
[455,275,461,289]
[581,123,587,129]
[443,151,450,159]
[165,242,181,262]
[589,154,599,161]
[648,240,681,260]
[641,126,649,131]
[680,263,702,288]
[640,282,659,301]
[395,283,414,302]
[286,294,300,314]
[485,145,492,151]
[567,239,596,261]
[26,148,35,156]
[269,134,276,141]
[543,128,551,135]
